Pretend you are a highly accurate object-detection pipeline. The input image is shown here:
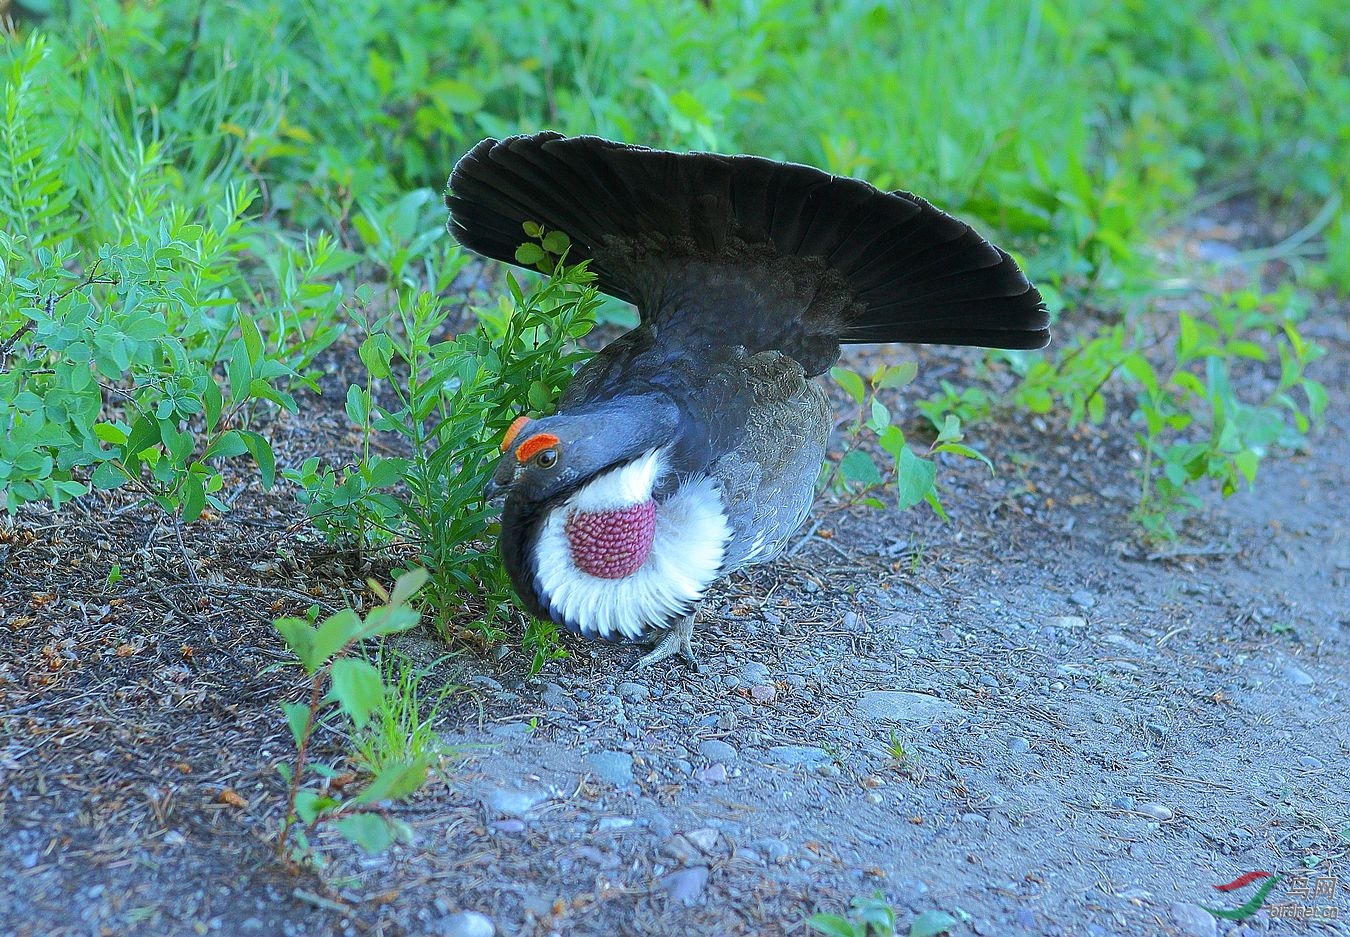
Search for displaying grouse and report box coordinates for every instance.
[447,132,1049,668]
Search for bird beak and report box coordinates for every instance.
[483,476,503,502]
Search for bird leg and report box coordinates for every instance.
[632,614,700,672]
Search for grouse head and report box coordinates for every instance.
[488,395,732,644]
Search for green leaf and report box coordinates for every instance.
[180,471,206,521]
[388,567,429,607]
[334,813,397,854]
[330,657,383,729]
[239,431,276,489]
[514,243,545,265]
[345,384,370,426]
[124,413,161,456]
[238,314,264,366]
[203,378,223,429]
[358,336,390,379]
[93,422,128,444]
[354,757,429,805]
[90,460,129,489]
[541,230,570,255]
[275,618,318,671]
[311,609,364,663]
[831,366,866,405]
[203,431,247,460]
[841,450,883,488]
[897,446,937,511]
[875,360,918,389]
[293,788,338,825]
[910,910,959,937]
[281,700,311,747]
[932,442,994,474]
[806,914,861,937]
[868,398,891,432]
[365,456,410,488]
[935,414,962,444]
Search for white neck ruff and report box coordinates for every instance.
[531,450,730,641]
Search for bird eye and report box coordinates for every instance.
[534,448,558,469]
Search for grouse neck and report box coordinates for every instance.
[529,449,731,642]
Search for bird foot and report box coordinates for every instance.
[632,616,700,672]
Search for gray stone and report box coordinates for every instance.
[1008,736,1031,754]
[585,750,635,786]
[694,763,728,783]
[756,839,792,863]
[1140,803,1173,821]
[484,787,548,817]
[659,866,709,905]
[684,828,720,852]
[766,745,831,766]
[698,739,738,762]
[1070,590,1097,609]
[660,834,702,865]
[1284,665,1315,686]
[1168,902,1217,937]
[739,661,770,684]
[617,682,650,703]
[436,911,495,937]
[1047,614,1088,631]
[855,691,967,723]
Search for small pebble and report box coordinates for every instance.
[1284,665,1315,686]
[659,866,709,905]
[584,751,635,787]
[749,684,776,702]
[437,911,495,937]
[739,661,770,684]
[1047,615,1088,630]
[698,739,738,762]
[485,788,548,817]
[1008,736,1031,754]
[617,682,650,703]
[1140,803,1173,821]
[489,819,525,834]
[695,763,728,783]
[1070,590,1097,609]
[1168,901,1217,937]
[767,745,831,766]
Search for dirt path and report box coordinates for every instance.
[2,287,1347,936]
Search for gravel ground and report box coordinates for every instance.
[2,228,1347,936]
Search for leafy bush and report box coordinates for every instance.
[273,569,434,866]
[1008,287,1325,539]
[0,34,346,518]
[829,364,992,519]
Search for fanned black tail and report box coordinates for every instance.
[447,132,1049,367]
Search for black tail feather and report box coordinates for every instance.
[447,133,1050,364]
